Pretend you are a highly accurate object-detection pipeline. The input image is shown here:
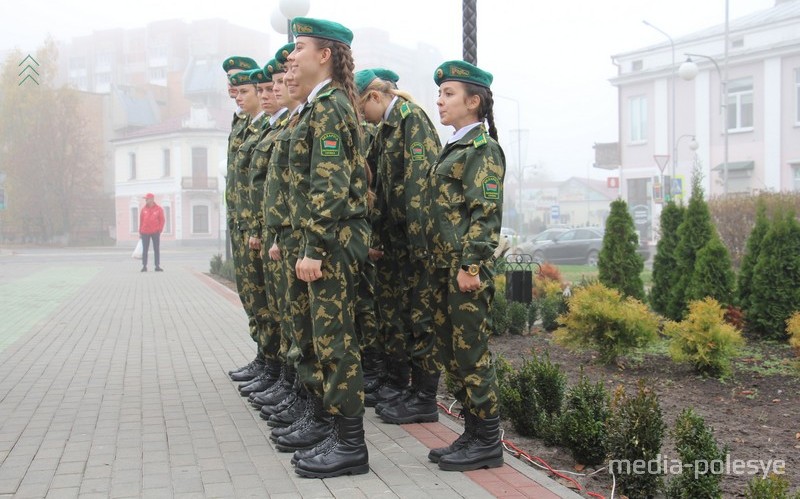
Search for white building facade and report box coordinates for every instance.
[609,0,800,241]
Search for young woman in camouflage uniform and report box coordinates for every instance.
[275,18,371,479]
[424,60,506,472]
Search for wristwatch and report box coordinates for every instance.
[461,264,480,276]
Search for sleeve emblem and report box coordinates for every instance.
[410,142,424,161]
[320,132,341,157]
[482,175,500,199]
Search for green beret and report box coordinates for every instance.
[434,60,493,89]
[229,68,261,86]
[275,43,295,65]
[371,68,399,84]
[263,58,283,78]
[355,69,377,94]
[291,17,353,47]
[222,56,258,73]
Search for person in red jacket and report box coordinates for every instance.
[139,193,165,272]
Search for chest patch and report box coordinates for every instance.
[482,175,500,200]
[320,132,341,157]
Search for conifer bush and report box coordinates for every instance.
[508,301,529,335]
[745,474,800,499]
[607,380,666,499]
[554,283,659,364]
[559,371,609,465]
[685,233,735,307]
[538,279,566,331]
[737,201,769,310]
[665,297,744,377]
[598,198,645,300]
[650,202,685,316]
[785,312,800,356]
[665,408,726,499]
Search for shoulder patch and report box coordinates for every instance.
[409,142,424,161]
[473,133,488,149]
[400,102,411,118]
[317,88,335,100]
[320,132,341,157]
[482,175,501,200]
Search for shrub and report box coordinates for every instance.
[210,253,223,275]
[508,301,528,335]
[665,297,744,377]
[535,262,563,293]
[494,273,507,296]
[527,299,538,327]
[219,258,235,282]
[491,291,510,335]
[685,233,735,307]
[500,350,566,444]
[669,168,714,320]
[786,312,800,356]
[737,201,769,309]
[559,370,609,465]
[598,198,645,300]
[538,279,566,332]
[745,474,799,499]
[725,305,746,331]
[607,380,666,499]
[650,202,685,316]
[554,283,659,364]
[665,408,726,499]
[749,211,800,339]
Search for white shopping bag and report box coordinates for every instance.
[132,239,143,259]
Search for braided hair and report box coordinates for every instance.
[464,84,498,141]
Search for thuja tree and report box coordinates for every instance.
[686,232,735,307]
[598,198,645,300]
[650,202,685,316]
[668,170,714,320]
[748,211,800,339]
[737,201,769,311]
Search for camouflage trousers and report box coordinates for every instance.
[287,218,370,417]
[276,227,303,366]
[375,247,439,375]
[228,218,257,344]
[355,260,379,350]
[234,227,280,361]
[259,237,283,363]
[431,265,500,419]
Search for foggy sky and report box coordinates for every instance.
[1,0,776,181]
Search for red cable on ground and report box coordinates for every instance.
[436,402,607,499]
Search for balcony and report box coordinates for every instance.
[181,176,218,190]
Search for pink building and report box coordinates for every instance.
[609,0,800,241]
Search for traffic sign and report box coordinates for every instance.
[550,205,560,221]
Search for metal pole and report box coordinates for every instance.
[462,0,477,64]
[723,0,729,195]
[287,19,293,43]
[642,21,676,182]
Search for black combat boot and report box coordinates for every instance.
[266,390,306,427]
[255,365,296,413]
[274,395,332,452]
[437,415,504,471]
[229,352,266,382]
[294,415,369,478]
[428,410,476,463]
[270,389,310,441]
[244,359,282,400]
[238,358,281,397]
[365,358,409,408]
[379,370,439,424]
[362,349,386,395]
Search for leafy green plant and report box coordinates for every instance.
[491,291,510,335]
[598,198,645,300]
[527,299,538,327]
[537,279,566,332]
[508,301,529,335]
[745,474,800,499]
[209,253,223,275]
[554,283,659,364]
[500,350,566,444]
[607,380,666,499]
[651,202,685,316]
[665,408,726,499]
[559,370,609,465]
[665,297,744,377]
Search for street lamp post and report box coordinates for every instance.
[643,20,677,181]
[673,134,699,199]
[271,0,310,43]
[679,54,728,194]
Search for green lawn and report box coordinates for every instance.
[547,264,652,288]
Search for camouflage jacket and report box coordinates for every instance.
[226,111,250,222]
[374,98,441,258]
[247,112,288,239]
[363,121,384,249]
[232,113,269,232]
[264,114,297,233]
[425,124,505,269]
[288,83,369,259]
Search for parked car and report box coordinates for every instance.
[533,227,650,266]
[513,228,569,256]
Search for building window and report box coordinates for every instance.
[129,152,137,179]
[795,68,800,125]
[727,77,753,131]
[163,206,172,234]
[631,60,643,72]
[192,147,208,188]
[192,205,209,234]
[731,38,744,49]
[130,207,139,233]
[163,149,171,177]
[629,96,647,143]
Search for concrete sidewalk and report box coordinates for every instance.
[0,250,580,498]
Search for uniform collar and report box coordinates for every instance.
[269,108,288,127]
[447,122,482,144]
[307,78,333,104]
[383,96,399,123]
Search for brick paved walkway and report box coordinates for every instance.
[0,248,580,498]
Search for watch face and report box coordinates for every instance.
[468,264,480,276]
